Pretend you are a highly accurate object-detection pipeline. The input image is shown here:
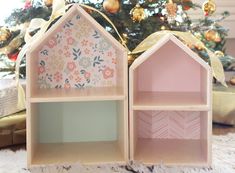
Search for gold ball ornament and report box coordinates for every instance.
[0,27,11,42]
[130,4,146,22]
[214,50,225,57]
[128,54,136,66]
[44,0,53,7]
[202,0,216,16]
[160,26,167,30]
[103,0,120,14]
[204,29,221,42]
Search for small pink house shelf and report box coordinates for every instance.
[129,34,212,166]
[26,5,128,166]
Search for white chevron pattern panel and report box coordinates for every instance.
[137,111,200,139]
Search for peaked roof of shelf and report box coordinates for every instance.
[130,34,211,72]
[27,4,127,55]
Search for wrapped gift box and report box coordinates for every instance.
[0,111,26,148]
[0,79,26,117]
[213,84,235,125]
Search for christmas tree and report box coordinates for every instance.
[0,0,234,79]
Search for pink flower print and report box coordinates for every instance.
[67,37,75,45]
[75,76,82,83]
[112,58,117,64]
[58,49,63,54]
[84,72,91,79]
[81,40,89,46]
[84,48,90,55]
[54,72,63,82]
[64,51,71,57]
[64,45,69,50]
[107,51,113,57]
[89,42,94,47]
[65,28,72,36]
[74,70,80,76]
[38,66,45,74]
[69,75,74,80]
[47,37,57,48]
[102,67,114,79]
[64,83,71,89]
[67,62,76,72]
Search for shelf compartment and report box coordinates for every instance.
[28,100,127,166]
[133,91,209,110]
[30,87,125,103]
[130,110,211,166]
[130,38,211,108]
[135,139,207,166]
[27,7,127,99]
[32,141,123,165]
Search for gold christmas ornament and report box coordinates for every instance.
[160,26,166,30]
[166,0,178,17]
[202,0,216,16]
[103,0,120,14]
[130,4,146,22]
[44,0,53,7]
[0,27,11,42]
[204,29,221,42]
[128,54,135,65]
[214,50,225,57]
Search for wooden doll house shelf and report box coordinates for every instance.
[26,5,128,167]
[129,34,212,166]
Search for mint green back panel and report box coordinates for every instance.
[38,101,117,143]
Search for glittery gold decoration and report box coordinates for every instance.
[214,51,225,57]
[130,4,146,22]
[44,0,53,7]
[204,29,221,42]
[202,0,216,16]
[0,27,11,42]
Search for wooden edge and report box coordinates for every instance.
[129,69,134,160]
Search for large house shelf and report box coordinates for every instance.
[27,4,128,167]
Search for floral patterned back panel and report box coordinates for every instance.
[38,12,117,89]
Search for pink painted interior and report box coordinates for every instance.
[137,40,205,92]
[137,110,201,140]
